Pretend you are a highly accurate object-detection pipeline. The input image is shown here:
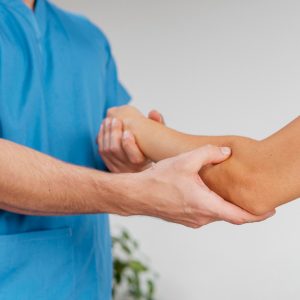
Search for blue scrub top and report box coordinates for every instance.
[0,0,130,299]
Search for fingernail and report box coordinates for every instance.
[123,130,132,140]
[105,118,111,126]
[221,147,231,155]
[112,118,118,127]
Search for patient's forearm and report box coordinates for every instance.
[125,117,238,160]
[125,116,300,215]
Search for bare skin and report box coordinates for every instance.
[97,110,164,173]
[103,105,300,215]
[0,139,273,227]
[1,0,271,227]
[23,0,35,10]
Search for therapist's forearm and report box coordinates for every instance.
[3,138,270,228]
[122,116,300,215]
[0,139,137,216]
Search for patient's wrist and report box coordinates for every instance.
[123,115,146,133]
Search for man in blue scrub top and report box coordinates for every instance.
[0,0,132,298]
[0,0,270,299]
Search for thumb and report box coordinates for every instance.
[148,110,165,124]
[178,145,231,173]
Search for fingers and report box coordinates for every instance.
[109,118,126,161]
[99,118,124,163]
[98,122,104,152]
[179,145,232,173]
[109,118,146,165]
[148,110,165,124]
[122,131,147,165]
[98,117,149,172]
[250,210,276,222]
[103,118,111,152]
[210,192,276,225]
[228,208,276,225]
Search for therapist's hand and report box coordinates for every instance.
[98,109,164,173]
[106,105,144,127]
[134,145,275,227]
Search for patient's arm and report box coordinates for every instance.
[107,106,300,215]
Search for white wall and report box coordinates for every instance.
[54,1,300,299]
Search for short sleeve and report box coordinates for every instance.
[104,43,131,110]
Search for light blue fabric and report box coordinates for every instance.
[0,0,130,299]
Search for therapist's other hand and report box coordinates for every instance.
[106,105,144,129]
[136,145,275,228]
[98,109,164,173]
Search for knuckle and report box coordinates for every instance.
[184,220,200,229]
[192,221,206,229]
[110,145,121,155]
[128,156,137,164]
[111,166,121,173]
[111,130,122,142]
[107,165,118,173]
[196,220,205,228]
[232,219,244,225]
[190,224,199,229]
[107,108,116,117]
[129,156,144,165]
[102,146,111,155]
[122,137,132,147]
[192,213,212,227]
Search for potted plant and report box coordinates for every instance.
[112,228,158,300]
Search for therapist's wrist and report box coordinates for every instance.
[94,172,149,217]
[99,170,168,218]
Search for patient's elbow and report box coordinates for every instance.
[244,199,275,216]
[236,177,276,216]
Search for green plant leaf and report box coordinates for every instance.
[112,228,157,300]
[129,260,148,273]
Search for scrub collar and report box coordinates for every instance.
[34,0,47,37]
[0,0,47,38]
